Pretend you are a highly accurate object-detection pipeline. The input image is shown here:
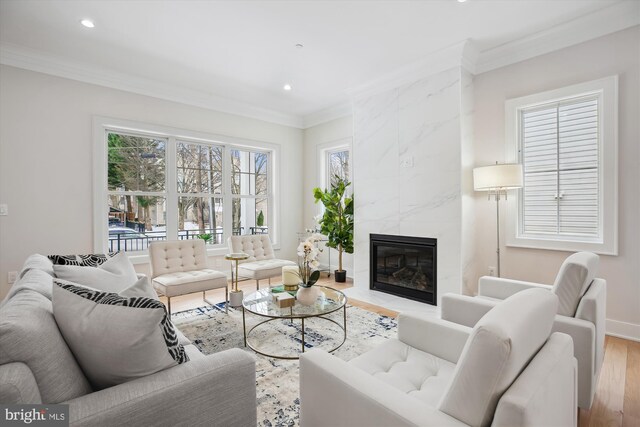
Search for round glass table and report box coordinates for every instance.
[241,286,347,359]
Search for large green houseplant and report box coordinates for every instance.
[313,177,354,282]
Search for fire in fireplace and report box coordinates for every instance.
[370,234,437,305]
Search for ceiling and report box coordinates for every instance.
[0,0,633,126]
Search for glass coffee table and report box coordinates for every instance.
[242,286,347,360]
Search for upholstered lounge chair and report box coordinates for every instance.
[441,251,605,409]
[227,235,296,289]
[300,288,577,427]
[149,240,228,315]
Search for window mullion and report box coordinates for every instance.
[223,145,233,244]
[556,104,561,236]
[166,137,178,241]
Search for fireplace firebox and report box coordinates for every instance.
[370,234,437,305]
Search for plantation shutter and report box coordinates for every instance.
[521,96,599,238]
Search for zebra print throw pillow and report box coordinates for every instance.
[48,253,119,267]
[52,279,188,389]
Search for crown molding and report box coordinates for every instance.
[475,0,640,74]
[302,102,352,129]
[347,39,478,101]
[0,42,304,129]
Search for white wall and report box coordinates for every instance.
[352,66,472,305]
[473,26,640,340]
[302,116,354,275]
[0,65,304,298]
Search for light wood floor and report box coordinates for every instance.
[160,275,638,427]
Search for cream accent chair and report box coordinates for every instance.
[441,251,605,409]
[300,288,577,427]
[149,240,228,316]
[227,235,296,290]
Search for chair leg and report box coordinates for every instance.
[268,277,271,286]
[225,286,228,313]
[256,279,260,290]
[167,297,172,317]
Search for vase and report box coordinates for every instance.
[296,286,319,306]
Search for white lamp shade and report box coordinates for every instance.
[473,163,523,191]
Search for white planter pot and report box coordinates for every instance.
[229,290,244,307]
[296,286,319,306]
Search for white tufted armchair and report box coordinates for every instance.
[441,251,605,409]
[300,289,578,427]
[149,240,228,316]
[227,235,296,290]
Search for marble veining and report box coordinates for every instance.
[353,65,473,306]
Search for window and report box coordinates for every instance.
[231,149,270,236]
[326,148,350,188]
[505,76,618,255]
[94,118,278,255]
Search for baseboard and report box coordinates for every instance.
[606,318,640,342]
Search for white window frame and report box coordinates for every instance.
[318,138,352,191]
[93,117,280,263]
[505,76,618,255]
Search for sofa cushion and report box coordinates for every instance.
[238,259,297,280]
[552,251,599,317]
[18,254,54,280]
[0,288,92,403]
[1,269,55,308]
[350,338,456,408]
[438,288,558,427]
[53,252,139,293]
[152,269,227,297]
[52,279,188,390]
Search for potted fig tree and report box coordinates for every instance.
[313,177,354,282]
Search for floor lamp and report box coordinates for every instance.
[473,163,523,277]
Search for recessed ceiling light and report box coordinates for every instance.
[80,19,95,28]
[283,84,292,91]
[457,0,468,3]
[295,43,304,49]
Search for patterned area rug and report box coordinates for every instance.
[173,302,397,427]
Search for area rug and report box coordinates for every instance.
[173,303,397,427]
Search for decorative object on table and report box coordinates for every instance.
[196,233,213,245]
[313,176,354,282]
[473,162,523,277]
[272,292,296,308]
[296,285,320,306]
[257,210,265,227]
[295,235,323,305]
[226,252,250,307]
[282,265,300,291]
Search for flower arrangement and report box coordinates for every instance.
[296,234,323,288]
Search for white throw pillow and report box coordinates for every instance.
[53,252,143,294]
[551,252,599,317]
[52,278,188,390]
[438,289,558,427]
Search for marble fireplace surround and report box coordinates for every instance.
[344,44,475,312]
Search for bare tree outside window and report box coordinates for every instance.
[177,142,224,244]
[107,132,167,251]
[231,149,269,235]
[328,149,350,188]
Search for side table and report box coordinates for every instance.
[226,252,249,307]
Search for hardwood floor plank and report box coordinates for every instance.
[622,340,640,427]
[589,336,628,427]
